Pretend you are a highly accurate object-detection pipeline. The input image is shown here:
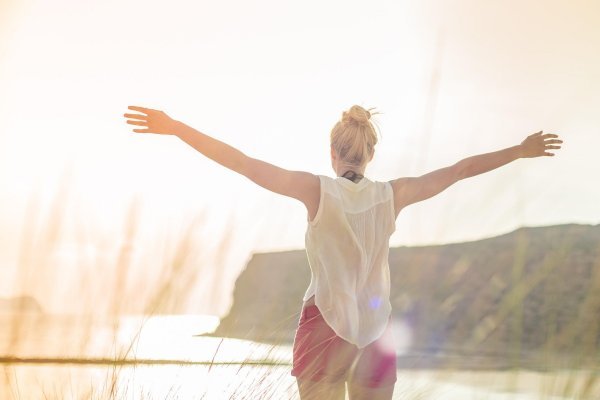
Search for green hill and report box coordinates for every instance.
[205,223,600,369]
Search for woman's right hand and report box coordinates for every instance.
[519,130,563,158]
[124,106,179,136]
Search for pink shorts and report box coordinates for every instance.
[290,304,397,388]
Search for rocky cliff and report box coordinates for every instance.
[204,224,600,368]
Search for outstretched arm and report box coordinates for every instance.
[124,106,320,216]
[389,130,563,217]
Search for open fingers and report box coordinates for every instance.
[126,120,148,126]
[133,128,152,133]
[128,105,156,113]
[124,113,147,120]
[542,133,559,139]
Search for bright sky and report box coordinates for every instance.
[1,0,598,316]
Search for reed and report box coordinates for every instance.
[1,175,598,400]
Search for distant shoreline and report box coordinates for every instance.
[1,352,593,372]
[0,356,286,367]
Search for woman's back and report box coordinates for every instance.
[303,174,396,349]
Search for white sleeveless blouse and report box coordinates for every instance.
[302,174,396,349]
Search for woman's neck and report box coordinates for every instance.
[340,170,364,183]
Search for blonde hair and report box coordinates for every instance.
[330,105,381,167]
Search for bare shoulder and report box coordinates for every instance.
[388,176,412,192]
[294,170,320,184]
[388,176,416,199]
[291,171,320,194]
[291,172,320,221]
[388,164,461,215]
[387,177,418,217]
[280,170,320,200]
[241,157,319,203]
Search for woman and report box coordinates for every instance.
[124,104,562,400]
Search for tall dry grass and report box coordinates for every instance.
[0,172,307,399]
[1,170,598,399]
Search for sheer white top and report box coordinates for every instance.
[303,174,396,348]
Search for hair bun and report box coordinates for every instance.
[342,105,371,126]
[331,104,380,168]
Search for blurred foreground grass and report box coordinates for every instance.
[1,179,599,399]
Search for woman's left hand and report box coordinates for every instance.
[519,130,563,158]
[124,106,178,135]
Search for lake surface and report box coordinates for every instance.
[1,314,598,399]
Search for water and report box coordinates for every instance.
[1,314,598,399]
[0,313,291,363]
